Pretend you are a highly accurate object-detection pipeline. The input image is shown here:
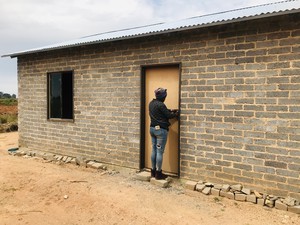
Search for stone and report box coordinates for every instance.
[136,171,151,182]
[70,158,77,165]
[213,184,223,190]
[185,181,197,191]
[15,151,26,156]
[253,190,263,198]
[87,161,95,168]
[288,205,300,214]
[265,199,275,208]
[166,177,173,183]
[283,197,297,206]
[76,157,87,167]
[150,178,169,188]
[44,153,55,160]
[231,184,242,191]
[246,194,257,204]
[56,155,63,161]
[35,151,44,158]
[204,182,214,187]
[195,184,206,192]
[220,191,234,199]
[75,158,81,166]
[65,157,72,163]
[91,162,104,169]
[270,196,279,201]
[62,156,68,162]
[211,188,220,196]
[202,187,211,195]
[235,193,247,201]
[257,198,265,206]
[221,184,230,192]
[275,200,288,211]
[241,188,251,195]
[263,193,268,199]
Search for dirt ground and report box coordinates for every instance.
[0,105,17,114]
[0,132,299,225]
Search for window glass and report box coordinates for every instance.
[48,71,73,119]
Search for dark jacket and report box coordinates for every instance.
[149,99,178,130]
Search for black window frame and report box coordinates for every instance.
[47,71,74,121]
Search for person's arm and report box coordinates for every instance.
[160,104,178,119]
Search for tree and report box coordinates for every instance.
[2,93,12,98]
[0,92,16,99]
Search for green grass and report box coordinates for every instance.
[0,98,18,106]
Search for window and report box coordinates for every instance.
[47,71,73,120]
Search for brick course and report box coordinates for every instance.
[17,13,300,200]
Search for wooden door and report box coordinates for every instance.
[144,66,179,174]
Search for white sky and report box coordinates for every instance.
[0,0,282,95]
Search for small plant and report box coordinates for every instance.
[213,197,221,202]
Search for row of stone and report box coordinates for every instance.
[185,180,300,214]
[9,149,107,170]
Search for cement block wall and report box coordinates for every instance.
[17,13,300,200]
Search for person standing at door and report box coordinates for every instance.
[149,87,179,180]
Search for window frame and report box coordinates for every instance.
[47,70,74,122]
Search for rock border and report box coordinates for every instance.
[8,149,107,170]
[185,180,300,214]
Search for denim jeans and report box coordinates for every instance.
[150,127,168,171]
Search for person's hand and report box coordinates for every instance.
[171,109,179,117]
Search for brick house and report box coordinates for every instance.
[3,1,300,200]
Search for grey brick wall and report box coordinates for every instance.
[18,13,300,199]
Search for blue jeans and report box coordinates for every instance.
[150,127,168,171]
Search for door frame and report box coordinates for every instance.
[140,63,182,176]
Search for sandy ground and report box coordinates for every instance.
[0,132,299,225]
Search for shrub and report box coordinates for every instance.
[0,117,7,124]
[0,114,17,124]
[0,98,18,106]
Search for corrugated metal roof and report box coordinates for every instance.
[3,0,300,58]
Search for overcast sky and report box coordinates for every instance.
[0,0,282,95]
